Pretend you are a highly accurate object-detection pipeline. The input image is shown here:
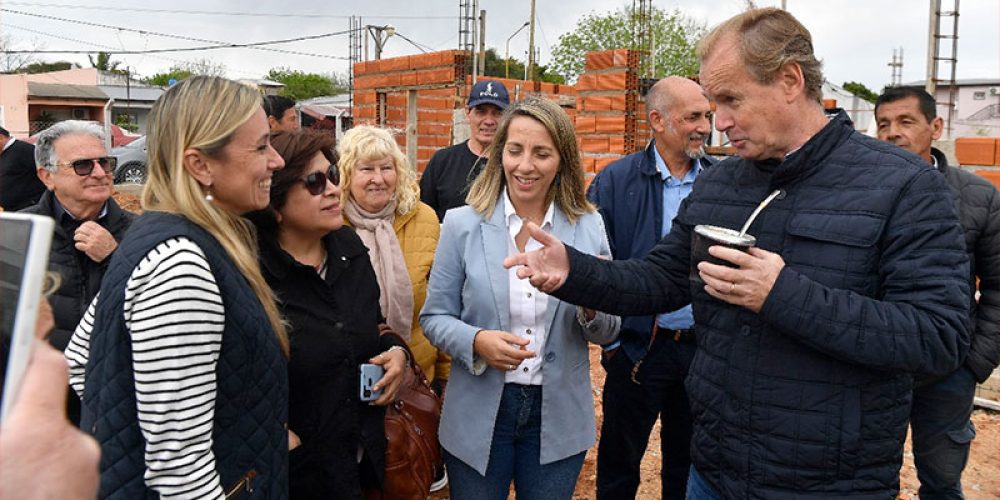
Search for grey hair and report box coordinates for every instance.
[34,120,106,172]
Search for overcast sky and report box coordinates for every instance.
[1,0,997,92]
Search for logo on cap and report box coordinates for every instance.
[480,82,499,98]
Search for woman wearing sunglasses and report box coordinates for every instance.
[247,129,407,499]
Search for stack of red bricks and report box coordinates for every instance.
[352,51,468,173]
[573,49,643,188]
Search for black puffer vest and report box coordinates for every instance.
[80,212,288,499]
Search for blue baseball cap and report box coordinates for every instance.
[467,80,510,110]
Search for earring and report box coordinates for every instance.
[204,185,214,202]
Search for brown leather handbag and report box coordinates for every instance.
[380,332,442,499]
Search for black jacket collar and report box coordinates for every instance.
[259,227,369,283]
[762,110,855,188]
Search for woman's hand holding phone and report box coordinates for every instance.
[367,348,407,406]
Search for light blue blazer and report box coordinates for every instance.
[420,199,619,475]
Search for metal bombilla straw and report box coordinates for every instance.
[739,189,786,236]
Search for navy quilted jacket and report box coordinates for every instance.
[555,112,971,498]
[81,212,288,499]
[20,190,133,351]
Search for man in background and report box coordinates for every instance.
[0,126,46,211]
[587,76,715,499]
[264,95,300,132]
[876,86,1000,500]
[22,120,134,424]
[420,79,509,221]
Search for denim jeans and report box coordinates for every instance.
[596,337,695,500]
[443,384,586,500]
[911,365,978,500]
[685,466,721,500]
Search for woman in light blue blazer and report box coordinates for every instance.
[420,97,619,499]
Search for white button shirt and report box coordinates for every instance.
[503,189,554,385]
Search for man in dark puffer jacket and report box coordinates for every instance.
[876,86,1000,500]
[504,8,971,499]
[21,121,133,426]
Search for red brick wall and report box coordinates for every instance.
[574,49,643,189]
[352,48,650,179]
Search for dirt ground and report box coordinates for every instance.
[433,344,1000,499]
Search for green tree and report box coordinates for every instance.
[550,4,705,83]
[842,81,879,104]
[145,69,194,86]
[266,68,341,100]
[89,52,125,74]
[9,61,78,74]
[481,48,564,84]
[144,59,225,86]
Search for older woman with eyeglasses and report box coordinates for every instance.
[247,129,407,499]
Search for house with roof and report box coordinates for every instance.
[901,79,1000,138]
[0,68,164,138]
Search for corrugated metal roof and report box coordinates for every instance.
[27,82,108,100]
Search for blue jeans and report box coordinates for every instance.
[444,384,585,500]
[911,366,978,500]
[596,336,695,500]
[685,466,721,500]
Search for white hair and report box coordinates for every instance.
[34,120,106,172]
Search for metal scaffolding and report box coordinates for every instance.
[633,0,653,77]
[926,0,960,139]
[348,16,362,113]
[888,47,903,87]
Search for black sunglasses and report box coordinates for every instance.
[55,156,117,176]
[301,165,339,196]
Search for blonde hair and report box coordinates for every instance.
[466,97,594,222]
[336,126,419,216]
[141,76,288,356]
[698,7,824,103]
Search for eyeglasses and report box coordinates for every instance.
[301,165,339,196]
[53,157,117,176]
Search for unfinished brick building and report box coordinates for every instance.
[351,48,645,186]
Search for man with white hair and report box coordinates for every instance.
[22,121,133,414]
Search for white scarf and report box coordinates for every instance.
[343,199,414,342]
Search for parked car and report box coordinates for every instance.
[111,136,147,184]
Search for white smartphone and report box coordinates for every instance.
[0,212,55,423]
[359,363,385,402]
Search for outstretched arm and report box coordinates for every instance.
[504,221,692,317]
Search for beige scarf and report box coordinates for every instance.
[344,198,414,342]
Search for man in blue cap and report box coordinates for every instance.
[420,79,509,221]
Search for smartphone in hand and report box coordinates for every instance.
[1,213,54,422]
[359,363,385,402]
